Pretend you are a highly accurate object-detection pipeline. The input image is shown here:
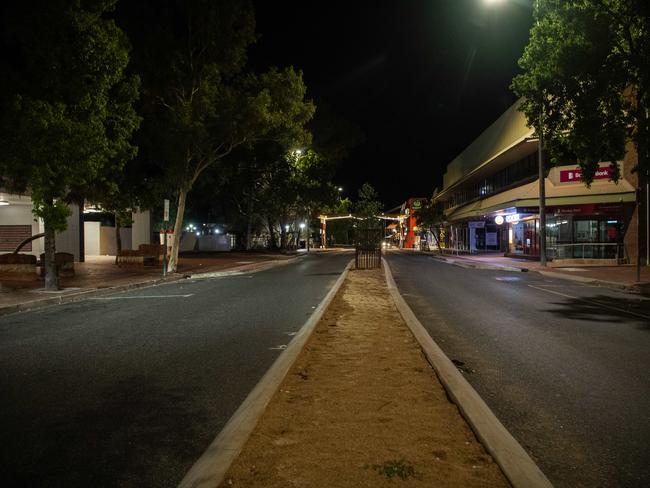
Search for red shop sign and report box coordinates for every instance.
[559,166,612,183]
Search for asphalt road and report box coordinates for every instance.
[0,251,351,488]
[386,251,650,488]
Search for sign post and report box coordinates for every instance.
[163,199,169,277]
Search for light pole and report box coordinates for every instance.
[537,102,547,266]
[486,0,546,265]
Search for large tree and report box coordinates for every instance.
[512,0,650,266]
[512,0,648,184]
[121,0,314,272]
[512,0,649,267]
[0,0,140,289]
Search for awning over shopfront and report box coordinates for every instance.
[444,175,636,222]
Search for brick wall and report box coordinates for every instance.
[0,225,32,252]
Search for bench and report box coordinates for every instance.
[39,252,75,277]
[0,253,38,281]
[116,244,164,267]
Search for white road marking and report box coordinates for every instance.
[527,285,650,320]
[89,294,193,300]
[269,344,287,350]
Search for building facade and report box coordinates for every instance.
[399,198,427,249]
[0,190,151,261]
[434,100,646,264]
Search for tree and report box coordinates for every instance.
[416,198,445,252]
[355,183,383,219]
[511,0,648,183]
[511,0,649,266]
[354,183,383,249]
[121,0,314,271]
[0,0,140,289]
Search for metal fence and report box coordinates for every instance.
[355,247,381,269]
[550,243,625,261]
[355,225,382,269]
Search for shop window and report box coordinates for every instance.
[574,220,599,243]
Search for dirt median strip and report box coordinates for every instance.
[217,266,511,488]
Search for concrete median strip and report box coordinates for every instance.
[177,260,353,488]
[383,258,553,488]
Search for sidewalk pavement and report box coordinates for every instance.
[419,250,650,295]
[0,251,301,315]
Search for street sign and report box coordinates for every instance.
[164,199,170,222]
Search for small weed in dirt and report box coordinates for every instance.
[366,459,422,480]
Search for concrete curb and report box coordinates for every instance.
[188,257,298,279]
[536,270,650,295]
[431,255,526,273]
[0,258,299,317]
[383,258,553,488]
[178,259,354,488]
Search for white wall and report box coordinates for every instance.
[84,221,101,255]
[100,226,132,256]
[180,232,197,252]
[0,199,44,256]
[197,234,232,251]
[55,203,80,261]
[131,209,151,250]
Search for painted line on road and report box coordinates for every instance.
[178,259,354,488]
[384,258,553,488]
[88,294,194,300]
[527,285,650,320]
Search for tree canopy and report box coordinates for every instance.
[511,0,649,185]
[120,0,315,269]
[0,0,140,288]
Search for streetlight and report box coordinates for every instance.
[485,0,547,266]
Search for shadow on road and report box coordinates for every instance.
[544,295,650,330]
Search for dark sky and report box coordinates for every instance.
[249,0,534,208]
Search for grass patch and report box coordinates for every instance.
[366,459,422,480]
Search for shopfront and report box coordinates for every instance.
[498,203,634,260]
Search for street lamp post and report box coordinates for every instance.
[538,104,547,266]
[486,0,547,266]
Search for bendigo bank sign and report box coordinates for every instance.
[559,166,612,183]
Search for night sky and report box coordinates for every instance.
[250,0,534,208]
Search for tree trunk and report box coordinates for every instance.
[267,217,277,249]
[245,186,255,251]
[280,224,287,250]
[78,197,85,263]
[43,220,59,290]
[114,217,122,265]
[168,189,187,273]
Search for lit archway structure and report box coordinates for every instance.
[318,213,404,248]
